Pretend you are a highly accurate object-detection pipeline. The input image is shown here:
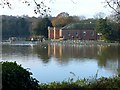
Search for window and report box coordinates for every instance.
[67,32,70,36]
[75,32,78,36]
[91,31,94,36]
[83,31,86,36]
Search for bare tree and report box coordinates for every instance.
[105,0,120,15]
[0,0,51,16]
[0,0,77,16]
[105,0,120,41]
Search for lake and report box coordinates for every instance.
[1,42,120,83]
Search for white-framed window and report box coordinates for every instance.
[83,31,86,36]
[75,32,78,36]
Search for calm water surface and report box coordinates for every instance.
[1,42,120,83]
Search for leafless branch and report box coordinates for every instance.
[0,0,12,8]
[105,0,120,14]
[70,0,77,4]
[0,0,51,16]
[0,0,77,16]
[117,0,120,7]
[33,0,51,16]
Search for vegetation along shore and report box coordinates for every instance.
[1,62,120,90]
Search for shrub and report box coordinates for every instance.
[88,77,120,89]
[2,62,39,90]
[39,77,120,89]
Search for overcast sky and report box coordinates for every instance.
[0,0,112,18]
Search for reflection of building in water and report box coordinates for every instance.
[48,44,120,74]
[48,44,63,59]
[48,44,100,59]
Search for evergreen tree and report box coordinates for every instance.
[33,17,52,38]
[96,18,116,41]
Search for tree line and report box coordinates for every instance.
[1,12,120,42]
[2,15,31,40]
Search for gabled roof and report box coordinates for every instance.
[61,23,95,30]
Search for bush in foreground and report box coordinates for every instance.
[2,62,39,90]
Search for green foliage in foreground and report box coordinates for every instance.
[88,77,120,88]
[39,76,120,89]
[39,79,88,90]
[1,62,120,90]
[2,62,39,90]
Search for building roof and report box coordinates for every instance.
[61,23,95,30]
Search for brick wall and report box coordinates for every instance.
[54,28,60,39]
[62,29,97,40]
[48,27,98,40]
[48,28,54,39]
[48,27,60,39]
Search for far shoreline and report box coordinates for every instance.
[44,40,120,46]
[1,39,120,46]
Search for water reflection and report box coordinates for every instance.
[97,46,119,67]
[1,43,120,83]
[33,45,50,63]
[47,44,120,76]
[48,44,99,59]
[47,44,120,68]
[2,44,120,68]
